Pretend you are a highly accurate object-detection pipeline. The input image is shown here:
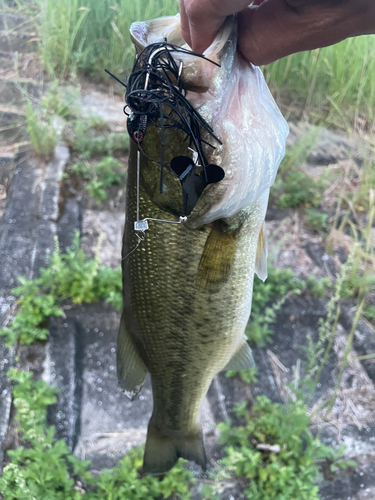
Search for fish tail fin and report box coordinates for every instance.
[143,419,206,475]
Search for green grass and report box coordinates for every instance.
[69,156,126,202]
[33,0,179,79]
[270,128,324,209]
[246,266,330,348]
[218,397,355,500]
[68,118,129,158]
[11,0,373,127]
[265,36,375,128]
[25,101,58,159]
[0,370,199,500]
[0,233,122,347]
[0,370,349,500]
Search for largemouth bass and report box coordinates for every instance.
[117,15,288,475]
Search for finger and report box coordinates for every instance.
[238,0,370,66]
[188,16,225,53]
[179,0,192,47]
[183,0,251,54]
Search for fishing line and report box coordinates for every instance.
[133,146,187,233]
[121,231,145,261]
[104,69,127,89]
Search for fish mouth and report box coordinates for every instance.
[170,156,224,216]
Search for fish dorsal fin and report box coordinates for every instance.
[196,226,238,293]
[222,341,255,372]
[117,313,147,400]
[255,222,268,282]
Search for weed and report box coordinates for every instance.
[305,208,329,233]
[69,156,125,201]
[218,397,355,500]
[41,81,81,119]
[25,101,58,159]
[34,0,90,78]
[271,131,324,209]
[69,119,129,158]
[87,156,125,201]
[226,267,330,383]
[1,371,349,500]
[226,367,258,385]
[341,271,375,299]
[248,265,330,347]
[364,304,375,321]
[265,36,375,128]
[333,188,375,300]
[33,0,178,79]
[303,247,356,396]
[0,369,200,500]
[0,233,122,347]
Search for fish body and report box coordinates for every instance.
[117,15,288,475]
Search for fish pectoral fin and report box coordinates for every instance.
[117,313,147,400]
[222,341,255,372]
[143,419,206,475]
[196,227,238,293]
[255,222,268,282]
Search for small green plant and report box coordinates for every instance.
[69,119,129,158]
[364,304,375,321]
[0,233,122,347]
[34,0,90,78]
[41,81,81,119]
[218,397,355,500]
[271,130,324,209]
[248,265,330,347]
[0,369,198,500]
[226,367,258,385]
[264,36,375,128]
[226,268,330,383]
[337,189,375,300]
[305,208,329,233]
[341,271,375,299]
[70,156,125,201]
[276,169,322,209]
[25,101,58,159]
[33,0,178,79]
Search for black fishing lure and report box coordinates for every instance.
[106,42,225,216]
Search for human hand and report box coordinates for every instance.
[179,0,375,65]
[179,0,251,53]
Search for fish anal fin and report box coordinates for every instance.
[117,313,147,400]
[143,419,206,475]
[255,222,268,282]
[222,341,255,372]
[196,228,238,293]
